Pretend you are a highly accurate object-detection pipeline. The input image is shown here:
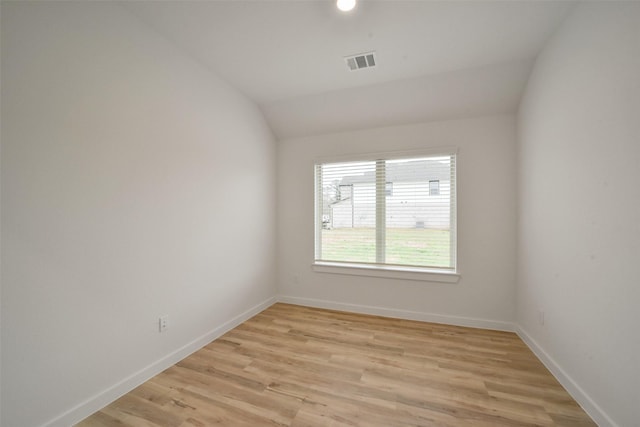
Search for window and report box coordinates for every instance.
[385,182,393,197]
[314,150,457,274]
[429,180,440,196]
[338,184,353,201]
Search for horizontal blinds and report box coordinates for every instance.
[316,161,377,264]
[315,153,456,270]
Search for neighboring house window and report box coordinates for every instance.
[385,182,393,197]
[338,184,353,201]
[429,180,440,196]
[314,151,457,272]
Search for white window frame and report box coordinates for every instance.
[313,148,460,283]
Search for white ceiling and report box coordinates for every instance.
[122,1,575,139]
[264,59,532,139]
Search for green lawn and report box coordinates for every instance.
[321,227,451,268]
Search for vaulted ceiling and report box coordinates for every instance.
[122,1,575,139]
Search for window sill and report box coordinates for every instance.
[312,262,460,283]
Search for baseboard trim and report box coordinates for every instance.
[515,325,617,427]
[45,296,277,427]
[278,295,515,332]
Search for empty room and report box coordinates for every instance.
[1,1,638,426]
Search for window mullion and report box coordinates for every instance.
[376,160,386,264]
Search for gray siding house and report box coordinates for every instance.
[328,159,452,229]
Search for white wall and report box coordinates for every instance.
[278,115,517,328]
[0,2,276,426]
[517,3,640,426]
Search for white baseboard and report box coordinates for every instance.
[515,326,617,427]
[46,296,277,427]
[278,295,515,332]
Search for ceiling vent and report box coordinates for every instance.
[345,51,376,71]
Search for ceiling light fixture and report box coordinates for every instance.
[336,0,356,12]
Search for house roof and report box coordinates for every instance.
[339,160,450,185]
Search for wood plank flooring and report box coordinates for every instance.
[77,303,596,426]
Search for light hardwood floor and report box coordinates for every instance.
[77,303,596,426]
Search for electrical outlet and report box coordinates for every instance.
[159,315,169,333]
